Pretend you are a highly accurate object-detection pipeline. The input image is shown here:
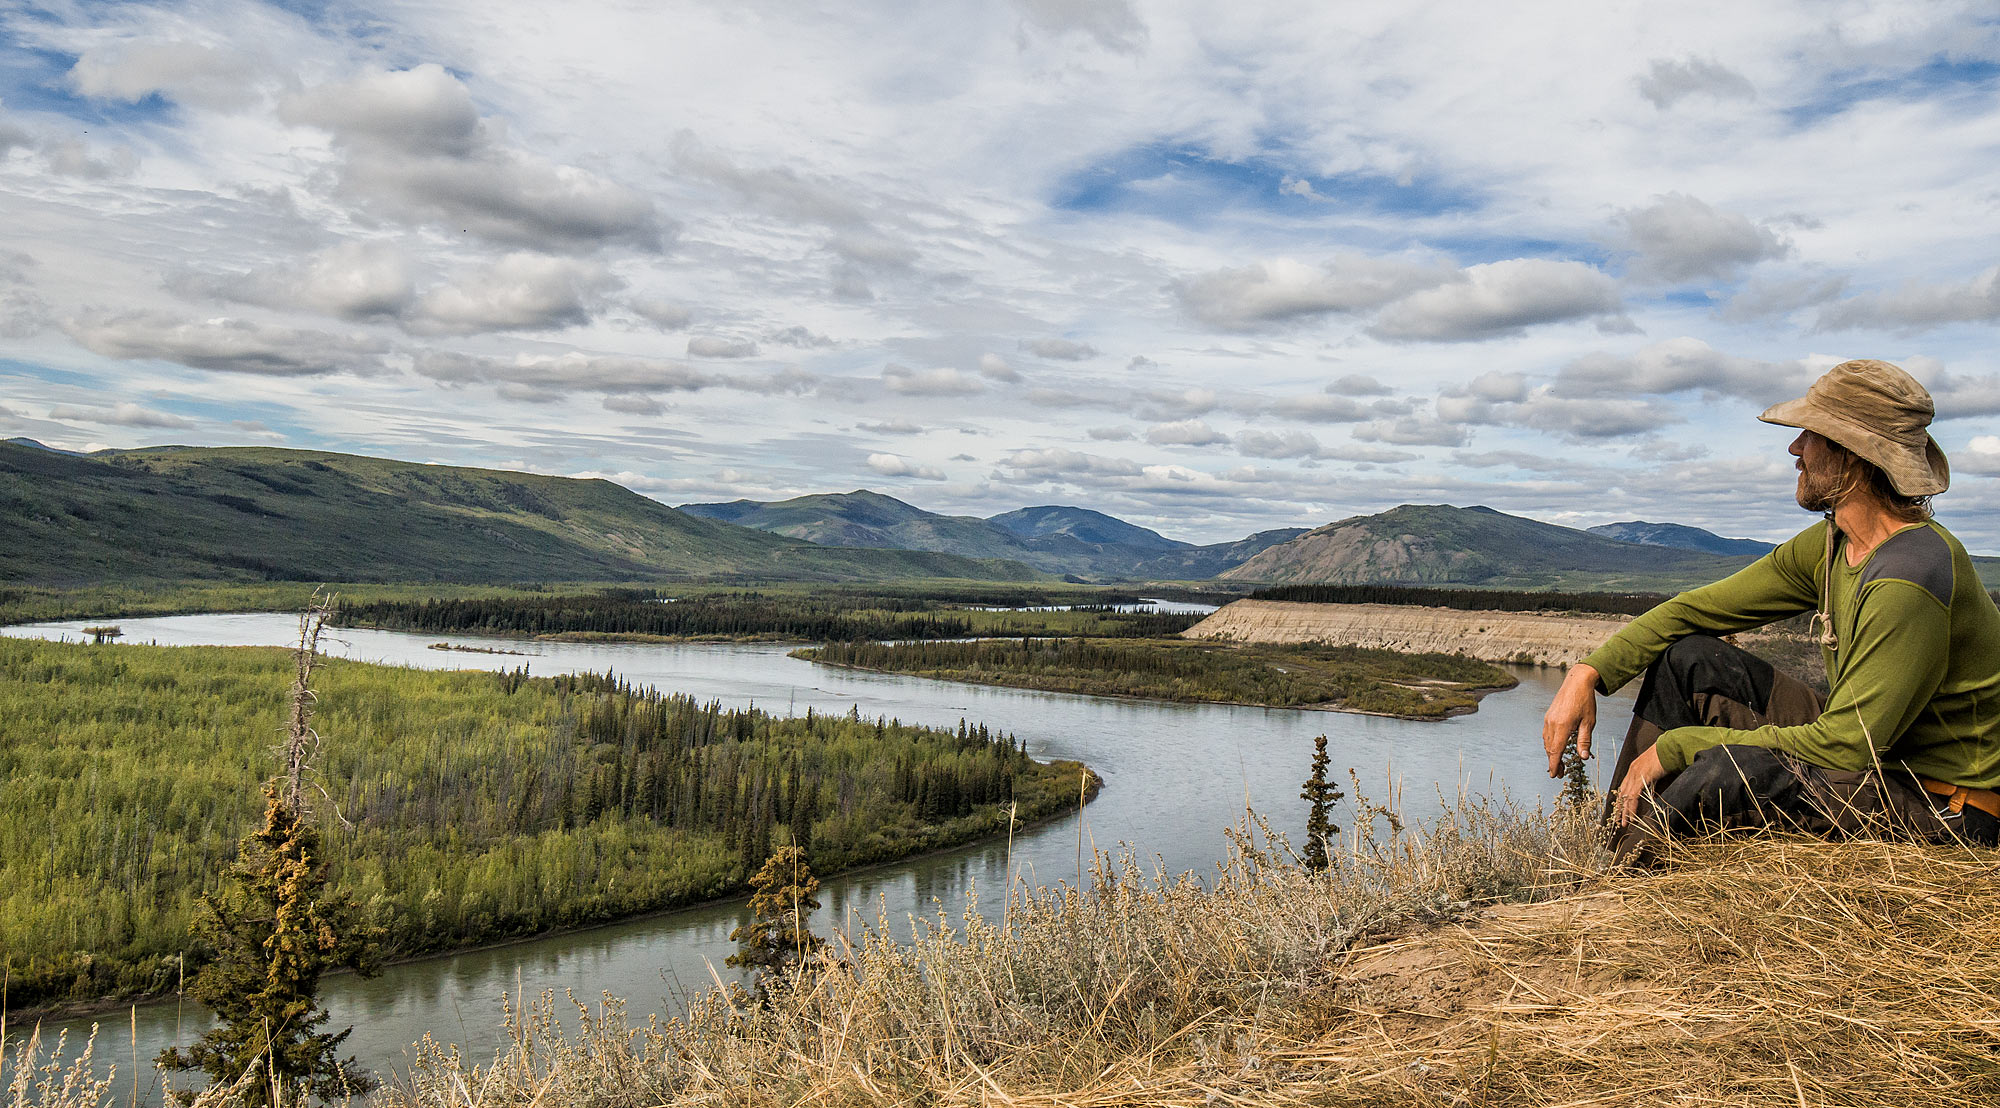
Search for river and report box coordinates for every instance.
[0,611,1633,1104]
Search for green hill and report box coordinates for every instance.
[0,444,1040,587]
[1221,504,1756,591]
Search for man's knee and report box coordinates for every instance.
[1656,744,1809,832]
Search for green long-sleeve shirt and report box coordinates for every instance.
[1581,519,2000,789]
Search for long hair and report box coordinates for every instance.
[1822,437,1933,522]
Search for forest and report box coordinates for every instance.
[334,590,1204,641]
[797,637,1515,717]
[0,636,1091,1014]
[1246,582,1671,615]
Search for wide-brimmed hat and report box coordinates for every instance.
[1759,358,1950,498]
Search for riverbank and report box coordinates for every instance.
[367,811,2000,1108]
[793,637,1516,719]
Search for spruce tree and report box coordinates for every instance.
[158,597,382,1105]
[1300,735,1344,872]
[726,845,824,992]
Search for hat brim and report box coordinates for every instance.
[1759,397,1949,497]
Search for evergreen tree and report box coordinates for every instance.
[726,845,824,990]
[158,598,382,1105]
[1300,735,1344,872]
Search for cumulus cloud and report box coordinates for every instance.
[767,325,833,348]
[866,452,945,480]
[282,65,664,251]
[1268,394,1371,422]
[410,254,615,334]
[1234,429,1322,459]
[1637,56,1756,109]
[1024,337,1098,361]
[1353,415,1469,447]
[1720,274,1848,322]
[68,42,263,109]
[65,312,386,376]
[1327,373,1390,396]
[1814,266,2000,333]
[602,394,665,416]
[179,240,416,320]
[43,137,137,179]
[1548,338,1811,404]
[687,336,760,358]
[1145,419,1230,446]
[1616,194,1788,283]
[1173,255,1454,331]
[1087,426,1133,441]
[1000,447,1143,479]
[1369,259,1625,342]
[1958,435,2000,475]
[1926,370,2000,418]
[47,401,194,429]
[978,353,1021,381]
[856,419,923,434]
[883,363,984,395]
[630,299,692,329]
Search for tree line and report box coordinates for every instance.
[0,637,1086,1012]
[1247,583,1671,616]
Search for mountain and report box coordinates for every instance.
[987,506,1188,555]
[1586,521,1777,557]
[0,444,1040,587]
[1220,504,1756,591]
[681,492,1294,579]
[1128,527,1310,580]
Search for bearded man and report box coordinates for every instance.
[1541,359,2000,854]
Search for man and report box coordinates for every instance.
[1541,358,2000,852]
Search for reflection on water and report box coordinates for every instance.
[2,613,1632,1104]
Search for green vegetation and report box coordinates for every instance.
[726,846,825,994]
[796,637,1515,717]
[0,636,1090,1014]
[0,442,1039,587]
[334,589,1203,642]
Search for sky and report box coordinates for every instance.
[4,1,2000,549]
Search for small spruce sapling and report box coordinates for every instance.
[727,845,824,995]
[1300,734,1344,872]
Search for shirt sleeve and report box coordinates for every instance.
[1652,578,1951,773]
[1580,522,1825,694]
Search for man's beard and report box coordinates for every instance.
[1796,461,1844,513]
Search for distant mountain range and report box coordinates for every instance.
[679,493,1300,579]
[1585,520,1777,557]
[1220,504,1761,592]
[0,443,1037,587]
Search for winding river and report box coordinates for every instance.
[1,610,1634,1104]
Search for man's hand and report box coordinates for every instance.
[1613,745,1666,825]
[1542,662,1600,778]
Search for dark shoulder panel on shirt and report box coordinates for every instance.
[1860,525,1953,605]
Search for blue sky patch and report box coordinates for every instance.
[0,359,103,391]
[0,36,177,128]
[1788,54,2000,128]
[1051,141,1483,230]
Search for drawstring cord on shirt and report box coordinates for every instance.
[1811,515,1840,651]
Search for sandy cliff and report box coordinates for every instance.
[1183,599,1629,667]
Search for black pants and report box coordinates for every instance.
[1609,635,1998,848]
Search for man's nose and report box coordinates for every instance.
[1788,432,1807,457]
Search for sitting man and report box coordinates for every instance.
[1542,358,2000,853]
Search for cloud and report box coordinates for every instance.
[1958,435,2000,475]
[883,363,984,395]
[1548,338,1812,403]
[1814,266,2000,333]
[410,254,616,334]
[1234,429,1321,459]
[687,336,760,358]
[47,401,194,429]
[180,240,417,320]
[282,65,664,251]
[1000,447,1143,478]
[1127,355,1156,370]
[866,452,945,480]
[413,350,713,396]
[65,312,387,376]
[68,42,263,109]
[1014,0,1147,51]
[1368,259,1625,342]
[1926,370,2000,418]
[1500,391,1679,438]
[630,299,692,329]
[672,131,868,227]
[767,325,833,348]
[1145,419,1230,446]
[43,138,137,179]
[1268,394,1370,422]
[1173,255,1454,331]
[1087,426,1133,441]
[602,394,665,416]
[1616,194,1789,283]
[1353,415,1469,447]
[1326,373,1390,396]
[1636,56,1755,109]
[978,353,1021,381]
[1024,337,1098,360]
[856,419,924,434]
[1719,274,1848,322]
